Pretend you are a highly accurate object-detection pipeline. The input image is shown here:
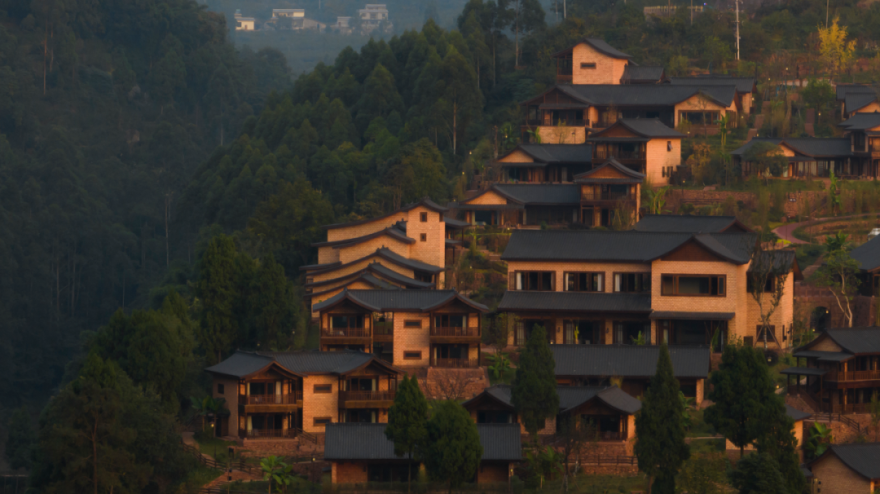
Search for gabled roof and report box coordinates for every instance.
[838,112,880,131]
[322,197,447,230]
[305,262,434,290]
[501,230,755,264]
[206,350,399,377]
[730,138,853,158]
[552,345,711,379]
[621,65,665,84]
[634,214,751,233]
[808,443,880,480]
[499,291,651,313]
[312,289,489,313]
[801,328,880,355]
[481,184,583,206]
[836,83,875,101]
[552,38,632,59]
[542,84,736,109]
[668,76,756,94]
[586,119,684,140]
[786,404,812,422]
[850,235,880,271]
[499,144,593,164]
[444,216,470,228]
[747,250,802,281]
[845,93,877,115]
[573,157,645,184]
[324,423,521,461]
[312,226,414,248]
[463,385,641,415]
[303,247,443,275]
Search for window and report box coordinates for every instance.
[748,275,775,293]
[420,233,427,242]
[331,314,365,329]
[661,275,726,296]
[667,140,672,151]
[313,417,331,426]
[404,320,421,328]
[564,272,604,292]
[217,384,225,394]
[756,325,776,343]
[420,212,428,222]
[403,351,422,360]
[313,384,332,394]
[613,273,651,293]
[435,314,466,328]
[515,271,554,291]
[580,62,597,69]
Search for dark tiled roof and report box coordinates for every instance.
[668,76,756,93]
[747,251,799,279]
[323,198,447,230]
[312,289,489,313]
[845,93,877,114]
[516,144,593,163]
[574,157,645,183]
[634,214,745,233]
[821,443,880,480]
[206,350,394,377]
[615,119,686,138]
[554,38,632,59]
[779,367,828,377]
[501,230,755,264]
[822,328,880,354]
[730,138,853,158]
[359,273,398,289]
[791,350,852,362]
[838,112,880,130]
[836,84,874,101]
[376,248,444,274]
[492,184,583,205]
[786,404,812,421]
[463,385,641,415]
[556,84,736,108]
[553,344,710,379]
[621,65,665,83]
[850,235,880,271]
[324,423,521,461]
[369,263,435,288]
[444,216,470,228]
[312,227,414,248]
[499,291,651,313]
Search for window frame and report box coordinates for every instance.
[563,272,605,292]
[419,212,428,222]
[660,274,727,297]
[403,320,422,328]
[313,417,332,426]
[217,383,225,394]
[580,62,597,69]
[330,313,366,329]
[514,271,555,291]
[612,272,651,293]
[420,233,427,242]
[403,351,422,360]
[313,384,332,394]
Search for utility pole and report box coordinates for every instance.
[564,0,566,18]
[826,0,830,27]
[735,0,741,61]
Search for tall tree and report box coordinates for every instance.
[634,343,690,494]
[728,452,787,494]
[5,406,35,471]
[438,47,483,154]
[385,375,429,494]
[197,235,240,363]
[353,63,405,134]
[705,345,767,458]
[424,401,483,494]
[511,325,559,442]
[811,232,861,327]
[754,383,806,494]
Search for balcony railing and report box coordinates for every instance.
[321,328,371,338]
[594,152,642,161]
[244,393,298,405]
[339,390,396,402]
[244,428,295,438]
[826,370,880,382]
[430,327,480,337]
[431,358,480,368]
[581,192,634,202]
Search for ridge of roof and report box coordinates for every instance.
[808,443,880,480]
[633,214,751,233]
[553,84,736,108]
[552,38,632,59]
[838,112,880,130]
[312,226,414,248]
[611,118,687,138]
[322,197,448,230]
[574,157,646,181]
[491,183,583,205]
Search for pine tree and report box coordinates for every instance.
[705,345,766,458]
[385,375,429,494]
[424,401,482,494]
[634,343,690,494]
[251,254,297,349]
[511,325,559,442]
[5,406,35,470]
[197,235,240,364]
[754,381,806,494]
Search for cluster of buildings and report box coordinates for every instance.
[233,5,391,35]
[200,37,880,492]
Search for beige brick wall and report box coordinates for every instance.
[744,271,795,348]
[571,43,626,85]
[213,377,240,436]
[405,207,446,272]
[318,246,340,264]
[393,312,431,366]
[465,190,509,206]
[741,93,752,114]
[326,213,408,242]
[645,138,681,186]
[302,375,339,434]
[332,462,368,483]
[855,101,880,115]
[673,95,730,127]
[499,150,535,163]
[337,236,411,264]
[312,258,414,284]
[537,125,585,144]
[477,464,510,483]
[810,453,873,494]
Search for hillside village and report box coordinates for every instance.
[234,4,393,35]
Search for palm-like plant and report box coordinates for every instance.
[261,456,295,494]
[806,423,833,459]
[485,352,512,383]
[191,395,229,435]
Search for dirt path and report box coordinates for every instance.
[772,213,880,245]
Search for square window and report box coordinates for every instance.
[313,417,331,426]
[403,351,422,360]
[420,233,427,242]
[667,141,672,151]
[217,383,225,394]
[420,212,428,222]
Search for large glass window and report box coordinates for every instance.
[661,275,726,296]
[331,314,365,329]
[565,272,604,292]
[563,320,602,344]
[515,271,554,291]
[613,273,651,293]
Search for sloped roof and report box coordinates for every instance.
[324,423,521,461]
[501,230,755,264]
[730,138,853,158]
[553,38,632,59]
[312,289,489,313]
[312,227,414,248]
[498,291,651,313]
[845,93,877,114]
[444,216,470,228]
[304,247,443,275]
[323,197,447,230]
[820,328,880,354]
[850,235,880,271]
[634,215,750,233]
[463,385,641,415]
[551,84,736,108]
[668,76,756,93]
[838,112,880,131]
[809,443,880,480]
[615,119,686,138]
[359,273,398,289]
[510,144,593,164]
[369,263,435,288]
[573,157,645,183]
[836,83,875,101]
[747,250,799,275]
[305,262,433,290]
[621,65,665,83]
[491,184,583,205]
[786,404,812,422]
[206,350,397,377]
[552,345,711,379]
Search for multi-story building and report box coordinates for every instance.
[233,10,255,31]
[497,216,800,351]
[731,137,867,179]
[837,84,880,118]
[303,198,467,315]
[205,350,403,440]
[805,443,880,494]
[312,289,488,368]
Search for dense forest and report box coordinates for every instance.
[5,0,880,487]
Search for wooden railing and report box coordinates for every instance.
[581,192,634,202]
[432,358,479,368]
[244,393,297,405]
[430,327,480,337]
[812,412,862,433]
[339,390,396,402]
[321,328,370,338]
[826,370,880,382]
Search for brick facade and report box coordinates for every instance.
[673,94,733,128]
[477,463,511,483]
[332,461,369,483]
[645,138,681,186]
[212,377,240,437]
[810,453,875,494]
[571,43,628,85]
[302,375,340,434]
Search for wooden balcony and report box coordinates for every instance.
[243,428,296,439]
[321,327,371,345]
[373,322,393,342]
[581,192,636,203]
[430,327,480,344]
[244,393,298,405]
[826,370,880,382]
[431,357,480,368]
[339,390,396,408]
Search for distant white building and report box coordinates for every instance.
[357,4,392,34]
[334,16,353,35]
[234,10,255,31]
[273,9,305,18]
